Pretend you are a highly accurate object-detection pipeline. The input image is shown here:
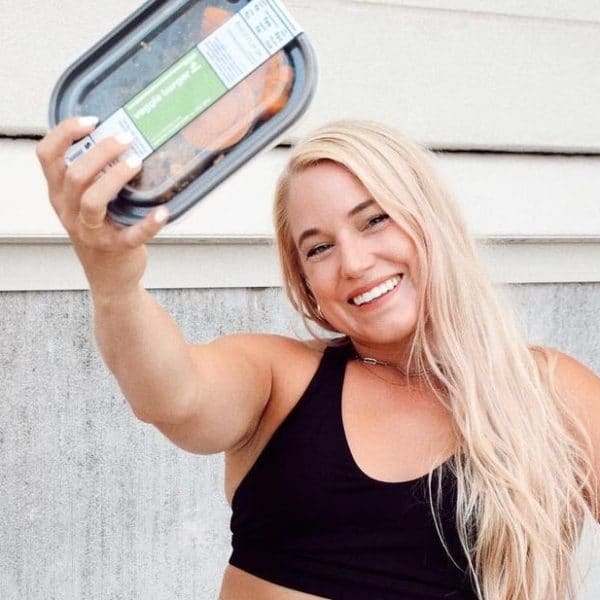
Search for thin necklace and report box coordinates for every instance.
[353,353,434,378]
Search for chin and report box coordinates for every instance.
[347,322,418,347]
[327,305,419,345]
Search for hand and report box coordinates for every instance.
[36,116,169,297]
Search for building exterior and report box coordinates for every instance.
[1,1,599,597]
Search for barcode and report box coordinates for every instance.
[65,137,95,165]
[66,148,85,164]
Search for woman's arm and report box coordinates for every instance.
[92,288,278,455]
[36,118,278,456]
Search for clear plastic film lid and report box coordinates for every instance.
[49,0,317,224]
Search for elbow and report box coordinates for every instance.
[130,400,194,427]
[130,403,156,424]
[126,383,199,427]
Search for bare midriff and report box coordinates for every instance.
[219,564,329,599]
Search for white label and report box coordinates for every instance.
[65,109,153,166]
[199,13,270,88]
[200,0,301,88]
[241,0,301,53]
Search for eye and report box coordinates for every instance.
[365,213,390,229]
[306,243,332,259]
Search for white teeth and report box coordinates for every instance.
[351,275,402,306]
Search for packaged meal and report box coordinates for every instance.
[49,0,317,224]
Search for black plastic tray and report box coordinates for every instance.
[49,0,317,224]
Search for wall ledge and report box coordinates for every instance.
[2,238,599,292]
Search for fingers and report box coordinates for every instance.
[79,154,142,229]
[65,133,135,200]
[38,116,168,253]
[117,206,170,249]
[36,116,99,193]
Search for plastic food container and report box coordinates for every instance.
[49,0,317,225]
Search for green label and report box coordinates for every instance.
[125,48,227,149]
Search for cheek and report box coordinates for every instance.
[304,268,337,302]
[408,247,424,291]
[393,233,421,282]
[305,272,329,297]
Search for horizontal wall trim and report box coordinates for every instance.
[1,234,600,245]
[2,240,599,292]
[4,141,600,241]
[350,0,600,25]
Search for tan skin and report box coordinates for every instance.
[37,120,600,599]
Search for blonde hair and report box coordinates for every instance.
[273,120,598,599]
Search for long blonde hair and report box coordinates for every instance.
[273,120,598,599]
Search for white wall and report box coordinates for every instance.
[1,0,599,289]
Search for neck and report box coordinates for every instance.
[346,336,439,380]
[349,337,413,367]
[354,353,432,377]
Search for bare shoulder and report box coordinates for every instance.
[203,332,325,366]
[530,345,600,407]
[220,334,330,502]
[221,332,328,393]
[153,333,327,456]
[530,345,600,519]
[551,348,600,439]
[204,332,329,432]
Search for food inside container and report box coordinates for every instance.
[49,0,317,224]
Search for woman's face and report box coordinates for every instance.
[286,161,421,360]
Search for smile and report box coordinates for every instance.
[350,274,403,306]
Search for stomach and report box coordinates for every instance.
[219,565,329,600]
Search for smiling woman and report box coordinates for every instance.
[270,120,600,599]
[36,116,600,600]
[284,161,421,360]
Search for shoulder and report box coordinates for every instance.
[205,332,329,363]
[530,345,600,404]
[249,333,339,382]
[161,334,330,456]
[203,332,333,390]
[549,348,600,450]
[530,345,600,519]
[218,334,333,457]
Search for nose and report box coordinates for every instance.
[338,235,375,279]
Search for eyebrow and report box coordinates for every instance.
[297,199,376,248]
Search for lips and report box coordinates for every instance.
[349,274,403,306]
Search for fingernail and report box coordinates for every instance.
[78,116,99,128]
[124,154,142,168]
[154,206,169,223]
[115,131,134,145]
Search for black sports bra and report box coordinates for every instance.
[229,340,477,599]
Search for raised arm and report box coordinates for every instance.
[36,118,275,455]
[92,288,276,455]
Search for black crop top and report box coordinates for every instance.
[229,340,477,599]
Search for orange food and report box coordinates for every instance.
[261,61,294,119]
[246,52,291,118]
[201,6,232,37]
[184,6,294,152]
[182,79,256,151]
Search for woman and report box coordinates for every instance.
[37,118,600,599]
